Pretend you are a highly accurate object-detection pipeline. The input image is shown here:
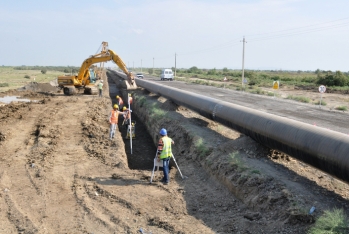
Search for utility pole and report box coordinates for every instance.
[133,61,134,70]
[241,36,247,89]
[141,59,142,72]
[153,57,154,74]
[174,53,177,77]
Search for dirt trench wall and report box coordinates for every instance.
[123,89,317,227]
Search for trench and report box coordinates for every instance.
[107,73,155,170]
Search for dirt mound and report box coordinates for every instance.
[17,82,58,93]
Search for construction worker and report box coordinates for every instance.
[157,128,174,185]
[122,106,131,127]
[116,95,124,109]
[109,104,125,140]
[128,93,133,106]
[98,80,103,97]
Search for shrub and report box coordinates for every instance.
[308,209,348,234]
[335,106,348,111]
[316,71,349,87]
[24,75,30,78]
[207,68,217,75]
[195,138,209,158]
[0,83,9,87]
[41,69,47,74]
[229,152,248,171]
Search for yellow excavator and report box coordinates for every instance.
[58,42,137,95]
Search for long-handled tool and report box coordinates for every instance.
[150,149,162,184]
[171,153,187,179]
[128,94,133,154]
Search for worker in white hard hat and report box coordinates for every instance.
[98,80,103,97]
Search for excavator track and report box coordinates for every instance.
[63,86,77,95]
[84,86,98,95]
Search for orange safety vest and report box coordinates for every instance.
[110,110,119,124]
[118,97,124,105]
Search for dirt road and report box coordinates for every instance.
[0,74,349,233]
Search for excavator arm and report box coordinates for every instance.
[74,49,135,87]
[58,45,137,95]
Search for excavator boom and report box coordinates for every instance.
[58,43,137,95]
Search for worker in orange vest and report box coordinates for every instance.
[128,93,133,106]
[116,95,124,109]
[109,104,125,140]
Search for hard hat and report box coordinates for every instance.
[116,95,119,98]
[113,104,118,109]
[160,128,167,136]
[123,106,127,111]
[100,80,103,83]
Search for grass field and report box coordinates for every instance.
[0,67,65,92]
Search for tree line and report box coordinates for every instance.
[14,66,80,74]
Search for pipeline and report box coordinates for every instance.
[134,78,349,184]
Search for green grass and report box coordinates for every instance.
[194,138,209,158]
[0,67,65,92]
[229,151,248,171]
[148,103,167,120]
[335,106,348,111]
[308,209,348,234]
[314,100,327,106]
[248,88,265,95]
[136,95,147,107]
[286,95,311,103]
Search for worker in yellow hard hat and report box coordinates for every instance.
[108,104,125,140]
[116,95,124,109]
[122,106,131,128]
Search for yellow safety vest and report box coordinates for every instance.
[160,137,173,159]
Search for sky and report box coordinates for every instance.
[0,0,349,71]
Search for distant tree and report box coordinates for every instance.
[64,69,69,73]
[316,70,348,86]
[207,68,217,75]
[223,67,228,73]
[188,66,199,73]
[41,69,47,74]
[148,68,153,75]
[315,69,321,74]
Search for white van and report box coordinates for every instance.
[160,69,174,81]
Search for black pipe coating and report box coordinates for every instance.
[135,78,349,184]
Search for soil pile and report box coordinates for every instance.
[17,82,58,93]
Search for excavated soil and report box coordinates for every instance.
[0,73,349,233]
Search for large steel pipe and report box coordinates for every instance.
[135,78,349,183]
